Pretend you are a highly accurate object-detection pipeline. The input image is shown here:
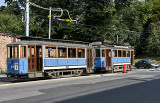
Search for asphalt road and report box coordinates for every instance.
[0,69,160,103]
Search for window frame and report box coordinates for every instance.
[113,49,118,57]
[127,50,130,57]
[20,45,27,58]
[58,47,67,58]
[95,49,101,58]
[68,48,76,58]
[118,50,122,57]
[114,49,131,58]
[77,48,85,58]
[122,50,126,57]
[45,46,57,58]
[101,49,105,57]
[7,46,13,59]
[13,46,19,59]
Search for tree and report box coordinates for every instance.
[0,13,24,35]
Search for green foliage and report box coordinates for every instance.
[1,0,160,57]
[0,13,24,35]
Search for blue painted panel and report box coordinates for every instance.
[7,59,28,74]
[127,58,131,63]
[113,58,131,63]
[78,59,86,65]
[7,59,19,74]
[44,59,58,66]
[19,59,28,74]
[44,58,86,66]
[94,58,106,68]
[58,59,70,66]
[113,58,118,63]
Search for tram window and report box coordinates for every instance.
[78,49,85,58]
[45,47,56,58]
[123,50,126,57]
[20,46,27,58]
[31,47,34,57]
[102,49,105,57]
[113,50,117,57]
[58,48,67,58]
[96,49,100,57]
[7,46,12,59]
[127,51,130,57]
[118,50,122,57]
[13,46,19,58]
[68,48,76,58]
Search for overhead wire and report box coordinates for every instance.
[29,1,77,23]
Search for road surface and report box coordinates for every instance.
[0,69,160,103]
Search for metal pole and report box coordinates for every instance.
[117,35,118,44]
[26,0,29,36]
[111,49,114,73]
[49,7,51,39]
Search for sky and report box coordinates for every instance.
[0,0,6,6]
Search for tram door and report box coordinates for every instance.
[87,49,93,69]
[131,51,134,65]
[106,49,110,67]
[36,46,42,71]
[28,45,42,72]
[28,45,36,72]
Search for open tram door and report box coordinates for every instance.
[28,45,43,78]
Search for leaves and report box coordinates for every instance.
[1,0,160,57]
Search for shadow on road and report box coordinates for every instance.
[54,78,160,103]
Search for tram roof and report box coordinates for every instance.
[7,40,91,48]
[18,36,89,45]
[92,45,134,50]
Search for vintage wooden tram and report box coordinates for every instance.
[6,36,134,78]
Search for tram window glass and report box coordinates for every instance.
[118,50,122,57]
[96,49,100,57]
[45,47,56,58]
[20,46,27,58]
[7,46,12,59]
[58,48,67,58]
[123,50,126,57]
[113,50,117,57]
[127,51,130,57]
[13,46,19,58]
[31,47,34,57]
[78,49,85,58]
[102,49,105,57]
[68,48,76,58]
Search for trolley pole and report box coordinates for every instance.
[49,7,51,39]
[26,0,29,36]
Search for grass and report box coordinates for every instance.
[135,56,160,65]
[0,70,7,74]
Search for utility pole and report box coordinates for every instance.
[49,7,51,39]
[117,35,118,44]
[110,49,114,73]
[26,0,29,36]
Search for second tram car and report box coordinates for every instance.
[93,43,134,72]
[6,36,134,78]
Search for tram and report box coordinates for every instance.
[6,36,134,78]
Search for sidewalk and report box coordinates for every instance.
[0,74,7,77]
